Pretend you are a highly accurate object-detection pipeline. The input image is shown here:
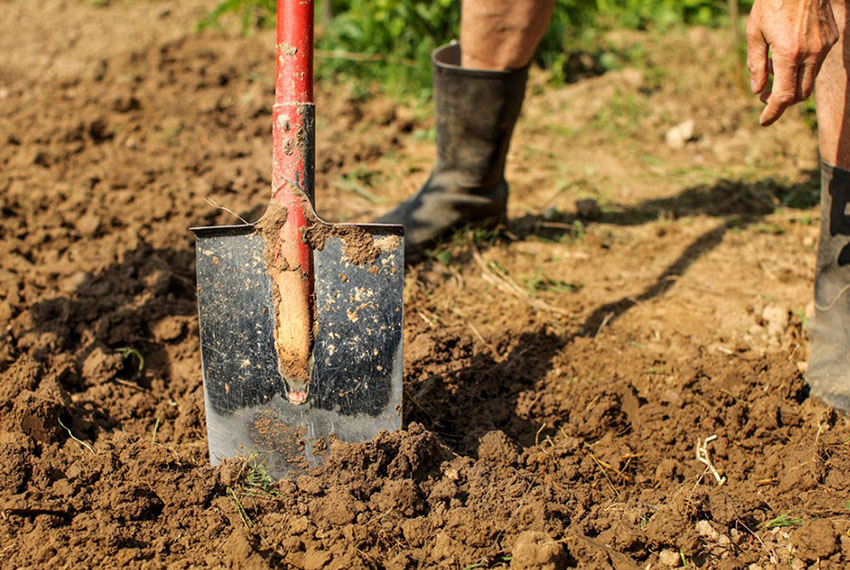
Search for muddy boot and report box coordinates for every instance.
[807,160,850,412]
[376,43,528,254]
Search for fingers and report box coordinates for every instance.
[759,55,798,126]
[746,27,770,94]
[797,59,818,101]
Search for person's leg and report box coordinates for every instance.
[817,1,850,167]
[461,0,555,71]
[810,0,850,411]
[377,0,554,254]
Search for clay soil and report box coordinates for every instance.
[3,1,850,568]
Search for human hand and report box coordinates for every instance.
[747,0,839,126]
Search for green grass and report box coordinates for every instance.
[224,455,282,528]
[521,269,582,294]
[763,513,803,529]
[200,0,754,96]
[151,415,161,444]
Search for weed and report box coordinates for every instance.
[433,250,452,266]
[116,346,145,373]
[227,487,254,527]
[151,415,161,444]
[425,224,505,264]
[592,88,649,137]
[555,220,587,245]
[57,415,95,455]
[241,459,280,496]
[763,513,803,528]
[752,222,785,235]
[521,270,582,294]
[332,171,384,204]
[224,455,281,527]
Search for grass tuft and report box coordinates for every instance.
[763,513,803,529]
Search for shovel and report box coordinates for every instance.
[191,0,404,478]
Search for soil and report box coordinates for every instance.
[2,1,850,568]
[304,221,384,265]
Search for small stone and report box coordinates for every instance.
[61,271,89,293]
[761,304,788,337]
[696,520,720,541]
[575,198,602,220]
[658,549,680,567]
[665,119,696,149]
[75,213,101,236]
[660,389,682,406]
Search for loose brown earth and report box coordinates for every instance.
[3,1,850,568]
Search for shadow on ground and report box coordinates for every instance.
[21,172,821,456]
[408,171,821,453]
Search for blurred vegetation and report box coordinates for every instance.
[199,0,754,98]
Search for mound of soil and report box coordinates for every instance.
[2,1,849,568]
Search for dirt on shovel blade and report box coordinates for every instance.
[193,213,403,477]
[2,1,850,568]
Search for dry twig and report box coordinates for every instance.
[696,435,726,486]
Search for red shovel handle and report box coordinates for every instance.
[272,0,314,258]
[269,0,315,401]
[275,0,313,105]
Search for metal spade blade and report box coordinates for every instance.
[192,222,404,478]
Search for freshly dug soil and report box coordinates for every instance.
[2,1,849,568]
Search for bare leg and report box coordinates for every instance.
[817,1,850,166]
[460,0,555,70]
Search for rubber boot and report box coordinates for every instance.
[376,43,529,254]
[807,160,850,412]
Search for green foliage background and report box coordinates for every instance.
[200,0,754,97]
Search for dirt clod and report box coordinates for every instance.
[791,519,840,562]
[511,531,567,570]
